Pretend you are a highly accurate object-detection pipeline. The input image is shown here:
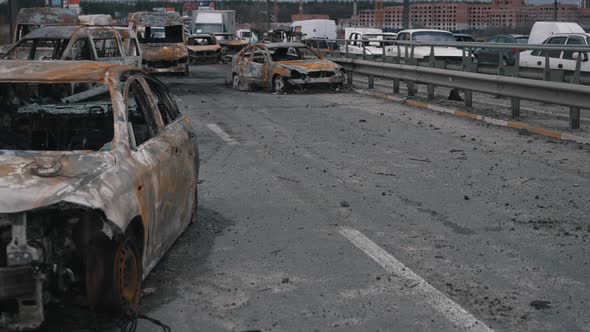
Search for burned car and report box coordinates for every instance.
[13,7,79,44]
[187,33,222,64]
[129,12,189,75]
[3,26,141,67]
[0,60,199,330]
[214,33,248,62]
[231,43,345,93]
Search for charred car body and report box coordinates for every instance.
[187,34,221,64]
[13,7,79,44]
[214,33,248,62]
[3,26,141,67]
[129,12,189,75]
[0,60,199,330]
[232,43,345,93]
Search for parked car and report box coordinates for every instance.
[187,33,222,64]
[520,33,590,72]
[0,60,199,330]
[342,28,384,55]
[454,33,474,42]
[232,43,345,93]
[386,29,467,62]
[473,34,528,65]
[3,26,141,67]
[214,32,248,62]
[129,11,189,75]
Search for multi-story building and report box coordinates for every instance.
[342,0,590,31]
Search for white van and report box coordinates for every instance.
[528,22,585,44]
[289,19,337,40]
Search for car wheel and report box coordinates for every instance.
[112,236,142,312]
[86,233,142,313]
[232,74,240,90]
[273,75,286,94]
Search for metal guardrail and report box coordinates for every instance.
[302,38,590,129]
[334,57,587,130]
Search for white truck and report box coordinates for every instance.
[191,10,236,34]
[289,19,336,41]
[527,22,585,45]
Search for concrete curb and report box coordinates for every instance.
[353,88,590,145]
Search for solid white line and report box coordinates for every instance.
[339,227,493,332]
[207,123,238,145]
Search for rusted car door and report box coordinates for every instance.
[143,75,198,252]
[242,46,269,88]
[124,75,178,265]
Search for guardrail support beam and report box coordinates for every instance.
[427,85,435,100]
[464,90,472,108]
[511,97,520,118]
[570,107,581,130]
[393,79,400,94]
[368,75,375,89]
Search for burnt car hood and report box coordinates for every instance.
[276,59,340,73]
[187,45,221,53]
[142,43,188,61]
[0,151,116,213]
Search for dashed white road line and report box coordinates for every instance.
[207,123,238,145]
[339,227,493,332]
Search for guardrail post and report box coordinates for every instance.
[427,46,435,100]
[382,41,386,63]
[368,75,375,89]
[544,54,550,81]
[464,48,473,108]
[393,79,400,94]
[570,108,581,130]
[362,42,366,60]
[345,40,349,58]
[347,69,353,86]
[569,53,583,130]
[511,51,521,118]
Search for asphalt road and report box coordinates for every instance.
[45,64,590,331]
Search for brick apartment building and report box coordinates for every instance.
[341,0,590,31]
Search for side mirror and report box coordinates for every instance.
[572,52,589,62]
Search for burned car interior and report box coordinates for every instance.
[0,83,114,151]
[138,26,184,44]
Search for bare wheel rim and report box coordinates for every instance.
[274,76,285,93]
[232,74,240,89]
[115,240,140,309]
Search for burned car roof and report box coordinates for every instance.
[20,25,122,40]
[129,11,184,27]
[16,7,79,25]
[0,60,134,83]
[20,25,81,39]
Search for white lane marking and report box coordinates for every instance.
[339,227,493,332]
[207,123,238,145]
